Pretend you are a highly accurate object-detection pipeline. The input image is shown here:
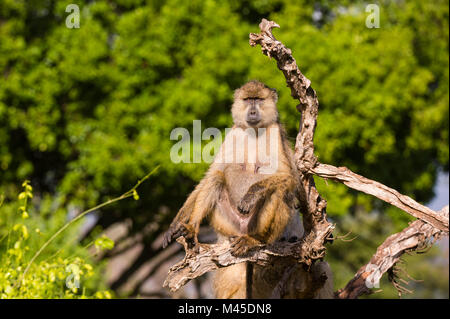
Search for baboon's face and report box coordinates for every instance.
[243,96,263,125]
[232,81,279,129]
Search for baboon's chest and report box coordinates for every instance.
[218,124,285,205]
[224,163,269,205]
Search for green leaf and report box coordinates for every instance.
[94,235,115,251]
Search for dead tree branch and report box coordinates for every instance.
[311,164,449,233]
[336,205,449,299]
[163,236,318,292]
[249,18,333,266]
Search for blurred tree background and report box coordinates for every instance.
[0,0,448,298]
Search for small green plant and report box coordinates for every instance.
[0,167,158,298]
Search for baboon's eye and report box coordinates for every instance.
[243,98,264,102]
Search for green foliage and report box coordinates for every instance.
[0,181,114,298]
[0,0,448,298]
[0,0,447,217]
[94,234,115,252]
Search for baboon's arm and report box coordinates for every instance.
[237,173,296,215]
[163,166,225,248]
[231,173,297,255]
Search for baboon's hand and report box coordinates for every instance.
[238,192,261,215]
[238,182,267,215]
[230,236,261,257]
[162,222,193,248]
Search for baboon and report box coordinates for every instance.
[163,80,333,298]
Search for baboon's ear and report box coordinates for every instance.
[271,88,278,103]
[233,88,241,101]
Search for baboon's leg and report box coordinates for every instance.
[213,263,247,299]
